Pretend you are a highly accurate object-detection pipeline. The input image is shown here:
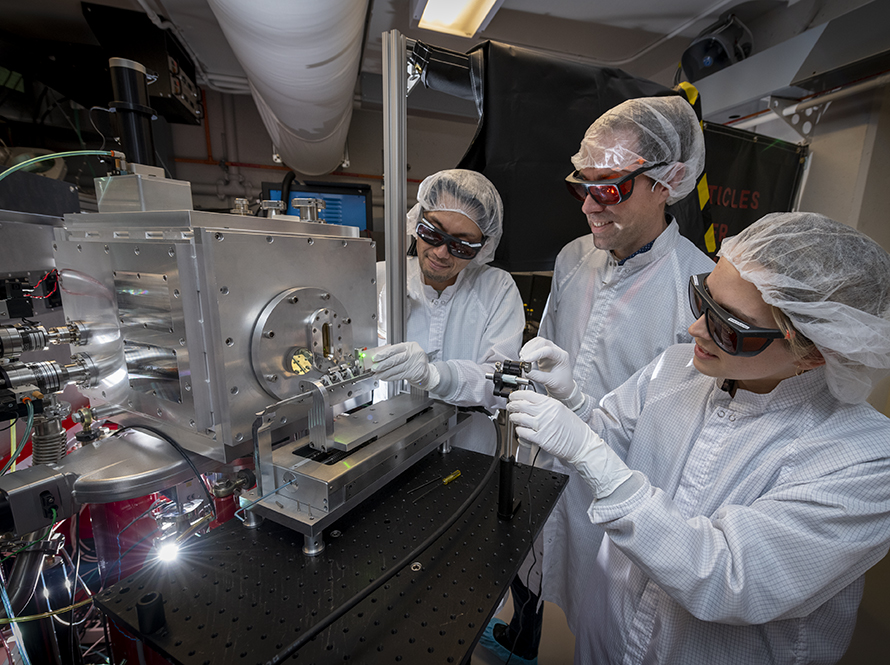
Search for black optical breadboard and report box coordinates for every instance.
[95,447,567,664]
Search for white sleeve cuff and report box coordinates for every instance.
[427,361,452,395]
[562,382,585,411]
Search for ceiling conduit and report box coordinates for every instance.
[205,0,368,176]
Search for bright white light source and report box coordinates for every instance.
[417,0,502,38]
[157,542,179,562]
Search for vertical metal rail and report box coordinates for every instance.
[383,29,408,370]
[252,414,274,500]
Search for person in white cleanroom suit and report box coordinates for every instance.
[481,96,715,664]
[372,169,524,454]
[508,212,890,664]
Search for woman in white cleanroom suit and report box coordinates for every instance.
[509,212,890,664]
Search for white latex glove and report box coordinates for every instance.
[370,342,440,391]
[519,337,584,410]
[507,391,633,499]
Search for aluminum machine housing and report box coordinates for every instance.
[50,175,456,554]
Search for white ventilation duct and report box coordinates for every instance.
[205,0,368,176]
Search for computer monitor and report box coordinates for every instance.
[261,180,373,232]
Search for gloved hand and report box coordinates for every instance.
[507,391,633,499]
[370,342,440,391]
[520,338,584,411]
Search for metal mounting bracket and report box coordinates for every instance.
[767,96,827,141]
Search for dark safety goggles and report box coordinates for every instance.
[415,217,486,260]
[565,162,668,206]
[688,273,785,357]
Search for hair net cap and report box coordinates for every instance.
[407,169,504,265]
[571,96,705,205]
[718,212,890,404]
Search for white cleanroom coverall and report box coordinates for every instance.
[378,256,524,454]
[532,219,714,623]
[575,343,890,664]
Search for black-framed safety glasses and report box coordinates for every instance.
[415,217,486,260]
[688,273,785,357]
[564,162,668,206]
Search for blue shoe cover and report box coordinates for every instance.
[478,618,539,665]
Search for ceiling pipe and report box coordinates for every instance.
[205,0,369,176]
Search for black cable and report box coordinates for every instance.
[458,405,497,455]
[99,608,114,665]
[76,531,98,559]
[673,62,684,87]
[280,171,296,213]
[88,107,111,152]
[39,92,85,157]
[116,500,162,541]
[74,514,85,658]
[113,426,217,521]
[530,447,542,477]
[458,405,492,417]
[269,416,503,665]
[0,418,17,433]
[69,512,79,662]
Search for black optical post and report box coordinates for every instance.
[108,57,158,166]
[488,360,531,520]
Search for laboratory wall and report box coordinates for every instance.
[168,88,478,234]
[792,82,890,664]
[797,85,890,416]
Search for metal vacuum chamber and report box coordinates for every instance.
[55,208,379,463]
[44,200,457,552]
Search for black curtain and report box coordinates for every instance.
[450,41,704,271]
[702,122,808,254]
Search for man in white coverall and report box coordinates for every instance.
[372,169,525,454]
[480,96,715,663]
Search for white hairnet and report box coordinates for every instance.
[407,169,504,265]
[719,212,890,404]
[571,96,705,205]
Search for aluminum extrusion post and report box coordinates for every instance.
[252,415,276,499]
[382,29,408,399]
